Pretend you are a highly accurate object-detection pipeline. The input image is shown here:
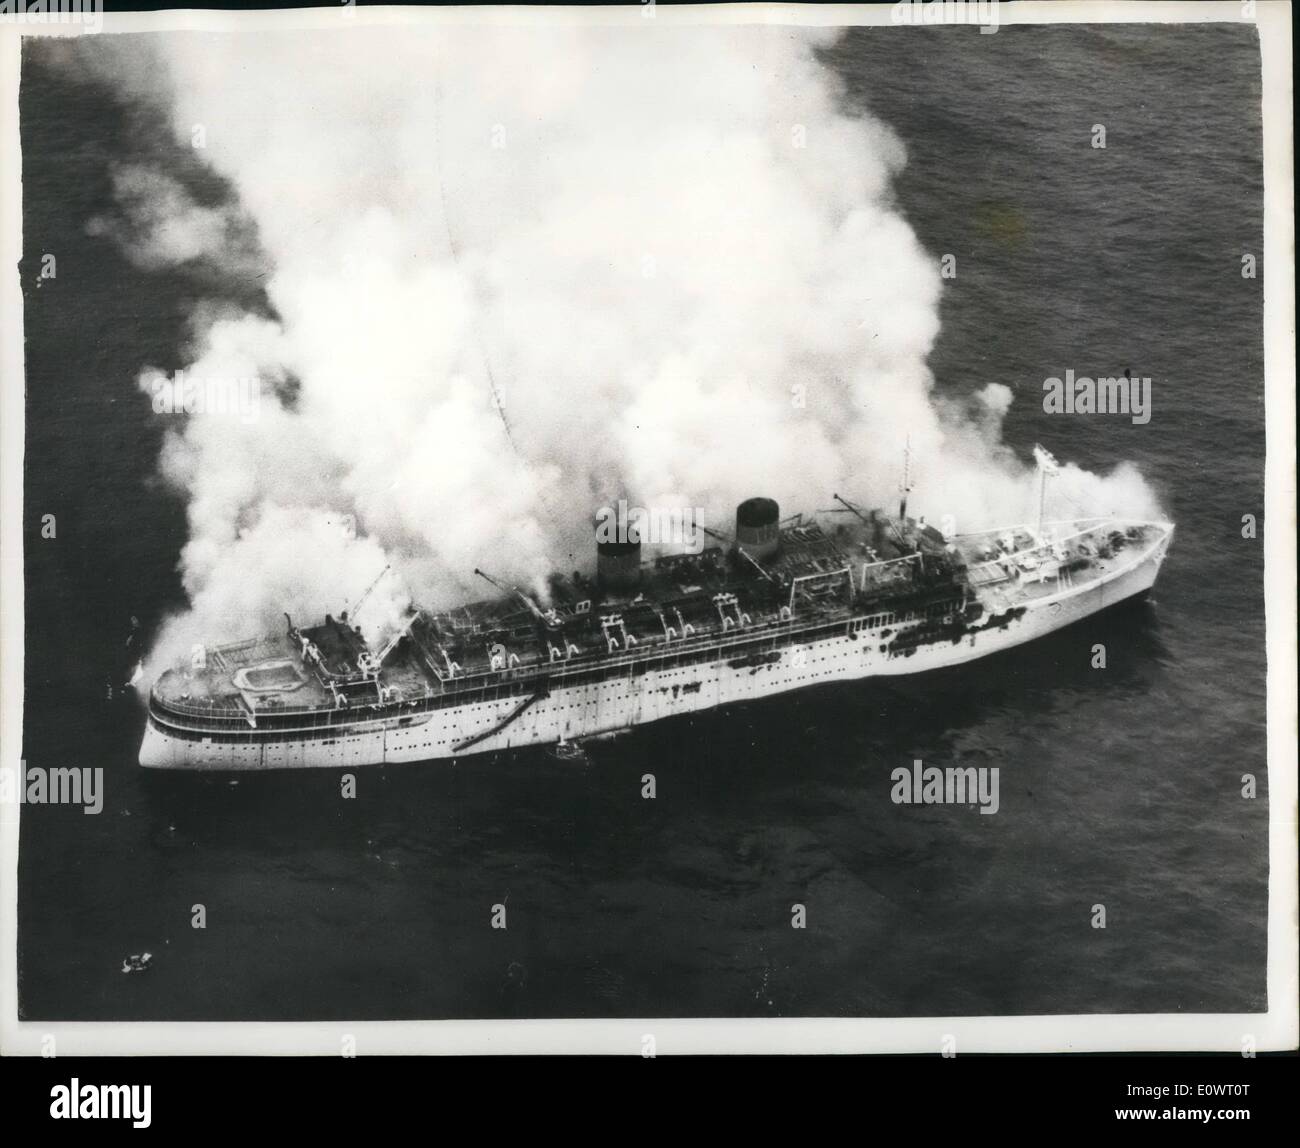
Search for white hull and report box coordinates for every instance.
[139,527,1170,771]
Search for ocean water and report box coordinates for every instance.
[17,24,1267,1021]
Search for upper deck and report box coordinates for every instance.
[150,509,1172,725]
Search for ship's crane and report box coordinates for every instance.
[373,613,419,667]
[474,568,559,628]
[832,492,873,528]
[346,565,391,622]
[701,524,778,584]
[834,492,908,550]
[356,613,420,680]
[734,543,779,584]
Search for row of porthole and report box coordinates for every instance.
[269,643,869,753]
[193,660,856,761]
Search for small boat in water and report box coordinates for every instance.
[548,737,587,763]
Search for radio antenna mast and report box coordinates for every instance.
[898,436,914,521]
[1032,444,1060,536]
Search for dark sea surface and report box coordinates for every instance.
[18,25,1268,1020]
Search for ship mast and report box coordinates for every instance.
[1032,443,1060,537]
[898,436,914,521]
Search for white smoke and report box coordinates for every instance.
[85,164,246,270]
[75,25,1161,675]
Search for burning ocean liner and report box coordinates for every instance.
[139,448,1173,770]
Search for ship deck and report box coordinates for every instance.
[150,512,1172,723]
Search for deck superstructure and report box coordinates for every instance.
[141,468,1174,769]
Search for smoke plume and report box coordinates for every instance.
[71,25,1162,674]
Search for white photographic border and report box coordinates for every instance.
[1,1,1294,1056]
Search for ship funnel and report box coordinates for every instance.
[735,497,780,560]
[596,538,642,592]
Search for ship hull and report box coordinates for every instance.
[138,527,1170,771]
